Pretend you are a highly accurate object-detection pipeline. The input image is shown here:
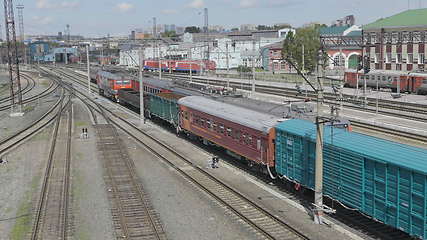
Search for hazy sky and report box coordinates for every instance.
[16,0,425,37]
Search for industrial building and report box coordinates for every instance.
[363,8,427,72]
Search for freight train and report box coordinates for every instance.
[97,70,427,239]
[344,69,427,94]
[143,59,216,72]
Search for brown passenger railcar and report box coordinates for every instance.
[178,96,278,167]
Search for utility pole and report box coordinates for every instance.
[226,42,230,88]
[16,4,26,65]
[251,40,256,95]
[4,0,23,115]
[86,45,91,94]
[158,44,162,80]
[314,49,325,225]
[139,46,145,126]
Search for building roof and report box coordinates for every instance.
[345,30,362,37]
[319,26,350,36]
[363,8,427,30]
[178,96,281,133]
[276,119,427,174]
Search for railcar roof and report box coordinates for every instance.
[178,96,281,133]
[276,119,427,174]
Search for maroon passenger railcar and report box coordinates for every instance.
[178,96,278,167]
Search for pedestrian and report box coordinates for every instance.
[85,128,89,139]
[81,128,85,139]
[211,155,216,169]
[214,156,220,168]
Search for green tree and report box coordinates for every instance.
[282,25,322,73]
[184,26,201,33]
[162,31,177,37]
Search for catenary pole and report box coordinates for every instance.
[314,49,325,225]
[86,45,90,94]
[139,46,145,126]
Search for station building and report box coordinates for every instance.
[363,8,427,72]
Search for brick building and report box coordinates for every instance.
[319,25,362,70]
[363,8,427,72]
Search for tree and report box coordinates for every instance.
[162,31,177,38]
[282,25,322,73]
[184,26,201,33]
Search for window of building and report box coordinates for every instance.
[396,53,402,63]
[419,53,425,64]
[386,53,392,63]
[333,55,344,67]
[408,53,413,64]
[374,53,380,63]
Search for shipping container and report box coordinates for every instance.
[275,119,427,239]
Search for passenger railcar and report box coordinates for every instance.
[143,59,216,72]
[275,119,427,239]
[344,69,427,94]
[178,96,278,168]
[96,70,132,101]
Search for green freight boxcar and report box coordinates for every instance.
[148,92,184,128]
[275,119,427,239]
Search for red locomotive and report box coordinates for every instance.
[96,70,132,101]
[344,69,427,94]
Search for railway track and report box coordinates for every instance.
[0,77,58,112]
[46,66,311,240]
[30,95,73,240]
[0,88,65,154]
[158,73,427,122]
[0,73,35,104]
[57,66,424,239]
[43,67,168,240]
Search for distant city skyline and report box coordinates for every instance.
[16,0,427,37]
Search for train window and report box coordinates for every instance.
[200,118,205,127]
[257,139,261,150]
[423,79,427,84]
[227,128,232,137]
[387,76,392,82]
[219,124,224,134]
[371,75,375,80]
[393,77,398,82]
[185,112,189,120]
[206,120,211,129]
[248,135,253,145]
[377,76,381,81]
[212,122,217,131]
[242,133,247,143]
[382,76,386,81]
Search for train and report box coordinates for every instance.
[96,70,427,239]
[344,69,427,95]
[143,59,217,73]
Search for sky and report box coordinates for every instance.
[14,0,427,37]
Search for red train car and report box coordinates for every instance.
[96,70,132,101]
[144,59,216,72]
[344,69,427,94]
[178,96,278,167]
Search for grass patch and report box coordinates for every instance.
[72,169,91,240]
[9,175,41,240]
[74,121,87,128]
[40,80,50,87]
[23,105,35,113]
